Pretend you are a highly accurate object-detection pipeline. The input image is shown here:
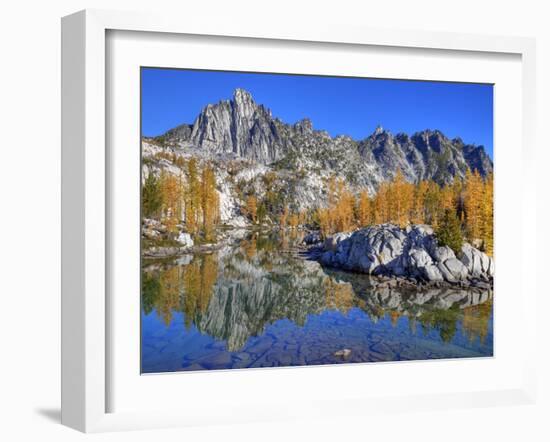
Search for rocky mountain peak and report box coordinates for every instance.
[230,88,260,123]
[183,89,284,163]
[411,129,444,153]
[150,89,493,190]
[373,125,386,136]
[233,88,254,105]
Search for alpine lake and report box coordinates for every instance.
[141,230,493,373]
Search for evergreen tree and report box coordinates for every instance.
[436,208,463,255]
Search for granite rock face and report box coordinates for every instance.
[319,224,493,284]
[188,89,287,164]
[460,242,494,277]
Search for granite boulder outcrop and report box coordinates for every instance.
[318,224,493,285]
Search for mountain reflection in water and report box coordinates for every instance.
[141,231,493,373]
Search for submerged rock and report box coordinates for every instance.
[334,349,352,358]
[318,224,493,286]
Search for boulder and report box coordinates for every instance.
[460,243,494,278]
[432,246,455,262]
[323,231,353,252]
[320,251,335,266]
[142,228,161,240]
[142,218,167,233]
[438,258,468,281]
[141,218,168,240]
[177,232,194,249]
[407,248,444,282]
[422,264,445,282]
[408,247,433,268]
[317,224,493,286]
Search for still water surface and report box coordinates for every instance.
[141,232,493,373]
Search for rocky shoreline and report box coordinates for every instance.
[142,228,250,259]
[304,224,493,292]
[142,218,494,293]
[142,217,269,259]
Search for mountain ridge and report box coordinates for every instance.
[146,88,492,188]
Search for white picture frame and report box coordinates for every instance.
[61,9,537,433]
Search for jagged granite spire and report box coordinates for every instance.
[187,88,283,163]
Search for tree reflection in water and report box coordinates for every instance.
[141,231,493,370]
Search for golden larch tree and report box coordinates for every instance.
[411,180,429,224]
[245,195,258,224]
[288,213,299,229]
[335,180,356,232]
[480,173,493,255]
[464,169,484,243]
[185,158,201,235]
[357,190,372,227]
[424,180,442,228]
[373,182,390,224]
[389,171,413,227]
[201,165,219,241]
[160,171,183,233]
[317,207,331,239]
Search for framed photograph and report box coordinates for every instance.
[61,9,537,432]
[139,68,495,374]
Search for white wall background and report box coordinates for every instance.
[0,0,548,440]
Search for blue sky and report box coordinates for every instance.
[141,68,493,158]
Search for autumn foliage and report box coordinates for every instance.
[143,152,493,255]
[314,170,493,255]
[142,157,221,241]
